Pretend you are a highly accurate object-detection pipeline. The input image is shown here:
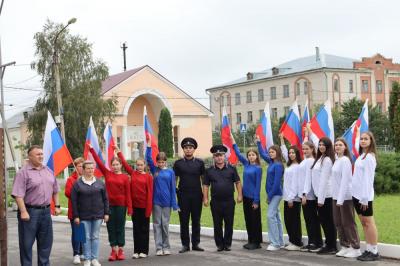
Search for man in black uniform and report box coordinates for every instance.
[203,144,243,252]
[173,137,206,253]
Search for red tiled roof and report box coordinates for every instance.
[101,65,146,94]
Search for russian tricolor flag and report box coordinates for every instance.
[103,122,115,170]
[310,100,335,143]
[343,99,369,161]
[221,108,238,165]
[143,106,159,163]
[83,116,104,177]
[301,100,310,142]
[43,111,73,176]
[279,100,302,151]
[256,102,274,150]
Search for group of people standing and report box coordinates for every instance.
[12,128,380,266]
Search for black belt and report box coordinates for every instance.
[25,204,50,209]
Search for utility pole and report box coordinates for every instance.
[121,42,128,71]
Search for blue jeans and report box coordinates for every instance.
[70,220,83,256]
[81,220,102,260]
[267,195,284,247]
[17,207,53,266]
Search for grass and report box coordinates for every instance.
[52,165,400,244]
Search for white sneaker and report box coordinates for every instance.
[83,260,91,266]
[285,243,301,251]
[139,253,147,258]
[163,250,171,255]
[336,247,349,257]
[266,244,280,251]
[73,255,81,264]
[343,247,362,258]
[91,259,101,266]
[132,253,139,259]
[156,250,163,256]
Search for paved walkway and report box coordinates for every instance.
[6,212,399,266]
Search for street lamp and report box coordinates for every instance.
[53,17,77,143]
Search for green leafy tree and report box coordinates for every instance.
[27,20,118,158]
[158,108,173,157]
[389,82,400,151]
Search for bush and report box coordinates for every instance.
[375,152,400,194]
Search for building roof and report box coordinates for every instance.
[101,65,146,94]
[209,53,358,89]
[0,107,32,129]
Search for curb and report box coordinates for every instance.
[52,215,400,260]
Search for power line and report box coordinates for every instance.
[5,74,39,85]
[4,86,43,92]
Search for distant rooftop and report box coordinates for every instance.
[0,107,32,129]
[101,65,146,94]
[210,53,358,89]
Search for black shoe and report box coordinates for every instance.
[308,244,322,253]
[243,243,251,249]
[217,246,224,252]
[300,244,311,252]
[179,246,190,253]
[192,245,204,252]
[224,246,231,251]
[317,246,337,255]
[357,250,370,259]
[358,251,380,261]
[247,243,261,250]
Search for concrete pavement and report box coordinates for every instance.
[6,212,399,266]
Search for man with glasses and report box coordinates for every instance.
[202,144,243,252]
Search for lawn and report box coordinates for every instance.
[55,164,400,244]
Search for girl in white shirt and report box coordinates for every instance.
[331,138,361,258]
[310,137,337,255]
[301,141,323,252]
[279,135,303,251]
[352,132,380,261]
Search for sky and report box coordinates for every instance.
[1,0,400,119]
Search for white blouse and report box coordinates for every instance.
[352,153,376,205]
[311,156,333,205]
[283,164,301,202]
[301,157,317,200]
[331,156,353,205]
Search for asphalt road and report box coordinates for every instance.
[5,212,399,266]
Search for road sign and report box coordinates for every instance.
[240,123,247,133]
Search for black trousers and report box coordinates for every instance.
[177,190,203,247]
[210,199,235,248]
[243,196,262,244]
[302,199,323,247]
[131,208,150,254]
[316,198,337,249]
[284,201,303,247]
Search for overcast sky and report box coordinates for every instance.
[1,0,400,118]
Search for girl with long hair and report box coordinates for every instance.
[331,138,361,258]
[231,134,263,250]
[256,135,284,251]
[352,132,380,261]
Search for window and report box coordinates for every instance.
[376,102,383,113]
[335,102,339,109]
[220,95,225,106]
[236,113,241,124]
[296,83,300,95]
[227,114,231,124]
[304,81,308,95]
[247,111,253,123]
[283,85,289,98]
[362,80,369,92]
[235,93,241,105]
[334,79,339,92]
[298,105,301,115]
[284,106,290,116]
[349,80,354,93]
[246,91,252,103]
[258,89,264,102]
[270,87,277,100]
[271,108,278,119]
[376,80,383,93]
[259,109,264,121]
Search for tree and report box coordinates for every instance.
[158,108,174,157]
[27,20,118,158]
[389,82,400,151]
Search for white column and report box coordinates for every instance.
[122,125,131,160]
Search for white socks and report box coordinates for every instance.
[366,244,378,254]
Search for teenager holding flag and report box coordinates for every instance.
[88,145,132,261]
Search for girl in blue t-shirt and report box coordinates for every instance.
[231,134,262,250]
[146,136,179,256]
